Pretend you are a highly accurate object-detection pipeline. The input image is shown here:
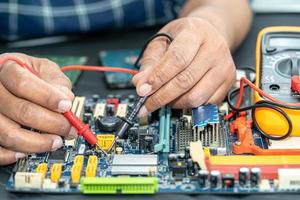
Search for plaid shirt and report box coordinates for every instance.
[0,0,185,41]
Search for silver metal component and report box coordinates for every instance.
[111,154,158,175]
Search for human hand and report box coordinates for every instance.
[132,17,236,116]
[0,53,75,165]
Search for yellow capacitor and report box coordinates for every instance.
[50,164,62,183]
[97,134,115,151]
[71,164,82,184]
[87,155,98,166]
[74,155,84,166]
[36,163,47,179]
[85,164,97,177]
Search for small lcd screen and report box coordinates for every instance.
[269,37,300,48]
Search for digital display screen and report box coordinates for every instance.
[269,37,300,48]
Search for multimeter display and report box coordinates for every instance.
[269,37,300,48]
[260,32,300,103]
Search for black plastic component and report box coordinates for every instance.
[47,148,67,163]
[138,128,155,153]
[96,116,121,132]
[171,161,187,180]
[187,159,195,176]
[222,174,235,188]
[239,168,249,186]
[83,113,92,123]
[198,170,209,188]
[210,170,220,188]
[92,94,99,102]
[250,168,261,187]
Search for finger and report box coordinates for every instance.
[0,59,73,113]
[0,113,63,153]
[0,84,73,138]
[0,146,26,166]
[139,45,213,114]
[132,35,169,87]
[167,68,226,109]
[30,56,74,99]
[135,29,204,96]
[206,73,236,104]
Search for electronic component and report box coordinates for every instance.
[51,164,63,183]
[36,163,48,179]
[93,103,106,118]
[198,170,209,188]
[96,116,121,132]
[171,161,187,180]
[97,134,115,151]
[14,172,43,189]
[189,141,207,170]
[85,156,98,177]
[116,104,128,118]
[210,170,220,188]
[47,148,67,163]
[154,107,171,153]
[71,164,82,184]
[239,168,249,186]
[111,154,157,176]
[250,168,261,187]
[222,174,235,188]
[278,168,300,190]
[138,128,156,153]
[81,177,158,194]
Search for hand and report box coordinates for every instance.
[132,17,236,116]
[0,53,76,165]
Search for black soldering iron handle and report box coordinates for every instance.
[116,96,148,139]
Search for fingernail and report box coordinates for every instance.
[15,153,26,160]
[138,106,149,117]
[58,99,72,113]
[138,83,152,96]
[51,137,63,151]
[67,126,78,139]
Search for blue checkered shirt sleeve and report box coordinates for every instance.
[0,0,185,41]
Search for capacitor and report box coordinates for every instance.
[128,94,136,103]
[92,94,99,102]
[187,159,195,176]
[210,170,220,188]
[198,169,209,188]
[239,167,249,186]
[250,168,261,187]
[83,113,92,123]
[184,147,190,159]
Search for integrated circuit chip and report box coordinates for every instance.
[47,148,67,163]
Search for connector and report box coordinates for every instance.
[74,155,84,166]
[71,164,82,184]
[50,164,62,183]
[85,164,97,177]
[80,177,158,194]
[87,155,98,166]
[14,172,43,189]
[36,163,48,179]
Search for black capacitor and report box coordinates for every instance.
[210,170,220,188]
[96,116,121,132]
[83,113,92,123]
[239,167,249,186]
[92,94,99,102]
[187,159,195,176]
[250,168,261,187]
[222,173,235,188]
[184,147,190,159]
[128,94,136,103]
[84,105,92,113]
[198,170,209,188]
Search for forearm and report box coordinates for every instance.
[180,0,253,51]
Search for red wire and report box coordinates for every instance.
[0,55,139,146]
[61,65,138,75]
[224,77,300,120]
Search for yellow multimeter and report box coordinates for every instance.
[254,26,300,137]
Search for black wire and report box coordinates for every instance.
[134,32,174,69]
